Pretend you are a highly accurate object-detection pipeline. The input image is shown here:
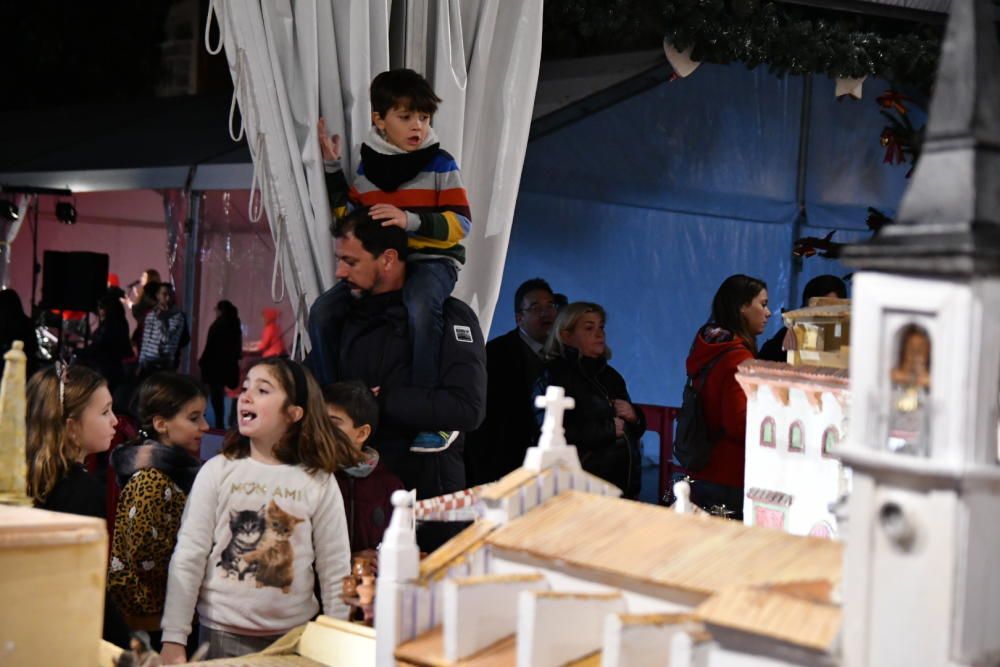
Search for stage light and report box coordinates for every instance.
[55,202,77,225]
[0,200,18,222]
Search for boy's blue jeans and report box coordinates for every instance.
[404,259,458,389]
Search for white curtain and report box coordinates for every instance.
[0,195,35,290]
[208,0,542,347]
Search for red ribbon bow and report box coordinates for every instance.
[876,90,910,115]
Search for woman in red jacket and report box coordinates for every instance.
[676,274,770,519]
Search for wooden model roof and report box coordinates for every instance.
[479,464,618,503]
[782,301,851,322]
[485,491,842,599]
[695,581,841,652]
[418,520,496,583]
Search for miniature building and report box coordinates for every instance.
[782,298,851,370]
[377,387,844,667]
[737,360,850,538]
[385,489,843,667]
[837,1,1000,665]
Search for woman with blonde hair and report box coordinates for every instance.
[533,302,645,498]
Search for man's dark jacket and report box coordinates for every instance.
[465,328,544,485]
[306,288,486,499]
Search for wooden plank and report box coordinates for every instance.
[395,627,516,667]
[418,520,496,583]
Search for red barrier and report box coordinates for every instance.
[636,404,679,504]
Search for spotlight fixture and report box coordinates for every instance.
[0,200,18,222]
[55,202,77,225]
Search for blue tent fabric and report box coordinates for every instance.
[493,62,917,423]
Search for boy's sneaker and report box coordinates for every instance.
[410,430,459,453]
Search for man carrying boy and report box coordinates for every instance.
[306,208,486,512]
[324,381,405,553]
[318,68,471,453]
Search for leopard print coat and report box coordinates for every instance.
[108,468,188,621]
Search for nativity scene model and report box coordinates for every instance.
[1,1,999,666]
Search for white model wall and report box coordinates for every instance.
[744,384,847,537]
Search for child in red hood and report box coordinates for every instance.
[248,308,286,358]
[676,274,771,519]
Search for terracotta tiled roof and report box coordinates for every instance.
[746,488,794,506]
[736,359,849,385]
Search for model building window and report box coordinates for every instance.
[822,427,839,457]
[760,417,776,448]
[887,323,931,457]
[788,421,805,453]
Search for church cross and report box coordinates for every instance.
[535,385,575,450]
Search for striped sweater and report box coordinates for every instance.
[325,127,471,265]
[138,308,186,368]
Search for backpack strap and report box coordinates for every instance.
[689,347,742,393]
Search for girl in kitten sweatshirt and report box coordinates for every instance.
[160,358,360,662]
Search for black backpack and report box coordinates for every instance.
[673,347,740,472]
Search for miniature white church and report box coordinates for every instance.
[378,386,844,667]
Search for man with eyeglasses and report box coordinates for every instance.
[466,278,559,484]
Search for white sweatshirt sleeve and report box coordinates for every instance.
[161,458,221,646]
[311,474,351,620]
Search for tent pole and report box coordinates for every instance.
[788,73,812,310]
[30,197,40,313]
[181,190,203,375]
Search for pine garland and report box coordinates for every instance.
[543,0,942,91]
[662,1,941,89]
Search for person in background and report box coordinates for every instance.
[129,269,161,320]
[138,283,187,376]
[79,293,133,394]
[465,278,558,485]
[758,274,847,363]
[25,363,130,647]
[324,381,404,553]
[107,273,127,301]
[245,308,286,359]
[0,288,39,378]
[673,274,771,519]
[199,301,243,429]
[108,373,207,638]
[130,270,162,351]
[534,302,646,499]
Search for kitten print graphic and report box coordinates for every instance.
[243,500,305,593]
[217,507,266,581]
